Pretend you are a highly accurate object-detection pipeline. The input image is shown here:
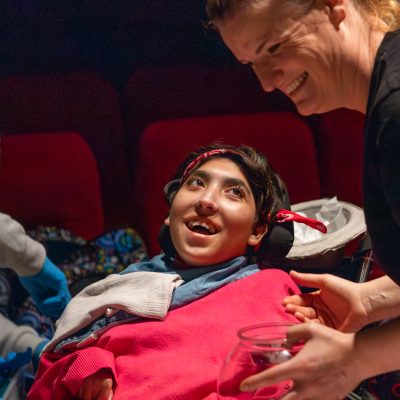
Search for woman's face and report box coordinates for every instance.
[215,0,350,115]
[166,157,266,266]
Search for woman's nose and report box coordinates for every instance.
[195,192,218,215]
[254,64,283,93]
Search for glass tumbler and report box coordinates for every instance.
[217,322,303,400]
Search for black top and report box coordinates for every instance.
[364,29,400,285]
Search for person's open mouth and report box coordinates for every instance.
[187,220,217,235]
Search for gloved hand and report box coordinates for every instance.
[19,257,71,319]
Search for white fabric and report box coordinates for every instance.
[45,271,183,351]
[0,314,44,357]
[287,198,366,259]
[0,212,46,276]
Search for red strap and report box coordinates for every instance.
[275,209,327,234]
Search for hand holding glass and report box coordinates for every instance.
[218,323,303,400]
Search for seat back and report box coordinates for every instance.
[0,132,104,239]
[125,64,295,156]
[0,72,130,227]
[312,108,365,207]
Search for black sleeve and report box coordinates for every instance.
[368,91,400,284]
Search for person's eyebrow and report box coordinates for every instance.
[188,170,209,181]
[189,170,252,196]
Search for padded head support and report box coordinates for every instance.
[256,181,294,264]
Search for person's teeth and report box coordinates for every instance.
[188,221,216,234]
[285,72,308,95]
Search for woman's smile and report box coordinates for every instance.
[284,72,309,95]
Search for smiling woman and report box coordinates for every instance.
[207,0,387,115]
[204,0,400,399]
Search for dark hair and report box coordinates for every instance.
[164,143,286,227]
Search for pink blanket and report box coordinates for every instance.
[28,269,299,400]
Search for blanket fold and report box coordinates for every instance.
[45,271,183,352]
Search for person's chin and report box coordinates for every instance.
[178,246,224,267]
[294,98,328,116]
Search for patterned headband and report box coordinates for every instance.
[180,148,249,183]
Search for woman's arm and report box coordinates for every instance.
[356,317,400,378]
[361,274,400,322]
[283,271,400,332]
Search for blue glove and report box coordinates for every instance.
[0,349,32,378]
[18,257,71,319]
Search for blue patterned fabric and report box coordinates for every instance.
[2,227,148,341]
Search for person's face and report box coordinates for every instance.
[215,0,348,115]
[165,157,267,266]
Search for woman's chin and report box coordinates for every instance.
[295,100,331,116]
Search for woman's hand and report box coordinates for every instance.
[240,323,363,400]
[283,271,371,332]
[77,369,114,400]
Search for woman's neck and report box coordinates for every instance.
[343,13,386,114]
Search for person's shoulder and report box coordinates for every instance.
[372,31,400,111]
[375,90,400,123]
[372,92,400,162]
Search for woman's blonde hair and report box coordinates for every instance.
[205,0,400,31]
[356,0,400,31]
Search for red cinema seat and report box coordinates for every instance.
[0,132,104,240]
[125,64,295,155]
[132,112,321,256]
[312,108,365,207]
[0,72,130,228]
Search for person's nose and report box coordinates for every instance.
[195,188,219,216]
[253,62,283,93]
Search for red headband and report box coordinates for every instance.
[180,148,248,183]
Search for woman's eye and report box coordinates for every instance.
[268,42,282,54]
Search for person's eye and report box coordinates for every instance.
[187,177,205,188]
[268,42,282,54]
[227,186,245,199]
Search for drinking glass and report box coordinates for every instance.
[217,322,303,400]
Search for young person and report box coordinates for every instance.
[205,0,400,398]
[27,144,324,400]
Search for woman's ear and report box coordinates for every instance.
[164,216,170,226]
[325,0,346,30]
[248,223,268,247]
